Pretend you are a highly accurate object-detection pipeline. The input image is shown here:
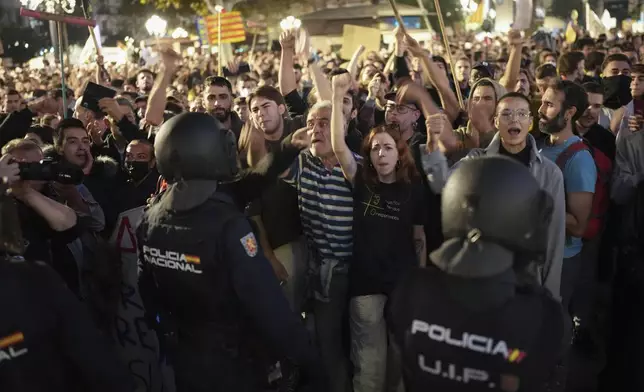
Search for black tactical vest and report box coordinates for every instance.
[388,268,564,392]
[138,193,266,391]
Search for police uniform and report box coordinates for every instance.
[388,156,565,392]
[0,256,133,392]
[137,113,323,392]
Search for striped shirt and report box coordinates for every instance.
[283,151,355,261]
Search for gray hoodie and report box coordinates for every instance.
[419,132,566,301]
[611,130,644,205]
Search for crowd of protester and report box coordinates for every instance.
[3,20,644,392]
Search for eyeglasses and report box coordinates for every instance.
[497,110,531,122]
[385,104,417,114]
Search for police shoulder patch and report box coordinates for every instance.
[240,232,258,257]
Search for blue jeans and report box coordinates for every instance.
[312,273,350,392]
[274,237,308,313]
[350,295,388,392]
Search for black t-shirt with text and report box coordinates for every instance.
[349,166,427,297]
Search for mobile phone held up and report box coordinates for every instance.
[80,82,117,117]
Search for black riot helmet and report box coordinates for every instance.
[442,156,553,257]
[154,112,239,183]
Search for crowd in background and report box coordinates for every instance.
[3,20,644,392]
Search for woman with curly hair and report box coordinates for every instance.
[331,73,427,392]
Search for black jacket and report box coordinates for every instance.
[0,257,133,392]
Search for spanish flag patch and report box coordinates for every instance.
[0,332,24,349]
[184,254,201,264]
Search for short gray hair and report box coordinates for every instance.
[309,100,332,114]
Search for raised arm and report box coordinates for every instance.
[278,30,298,96]
[145,48,181,126]
[309,62,333,101]
[404,34,460,123]
[331,73,358,183]
[499,30,524,92]
[347,45,366,80]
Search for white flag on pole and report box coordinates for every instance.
[514,0,533,30]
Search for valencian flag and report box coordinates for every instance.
[196,11,246,45]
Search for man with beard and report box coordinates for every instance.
[515,69,533,98]
[203,76,244,141]
[383,91,421,143]
[538,80,597,314]
[136,69,154,96]
[577,82,616,161]
[566,82,616,392]
[557,52,585,83]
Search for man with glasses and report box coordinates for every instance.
[420,92,566,300]
[384,91,421,142]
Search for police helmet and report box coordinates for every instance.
[154,112,238,183]
[442,156,553,257]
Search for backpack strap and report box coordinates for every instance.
[554,140,589,171]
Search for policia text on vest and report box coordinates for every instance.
[412,321,526,389]
[143,246,202,274]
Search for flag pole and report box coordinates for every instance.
[433,0,464,108]
[217,7,223,76]
[57,21,68,118]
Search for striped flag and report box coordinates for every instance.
[197,11,246,45]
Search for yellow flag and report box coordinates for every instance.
[565,23,577,43]
[467,1,484,25]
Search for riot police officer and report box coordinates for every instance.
[137,112,324,392]
[388,156,564,392]
[0,158,133,392]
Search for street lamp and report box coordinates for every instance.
[171,28,189,39]
[146,15,168,37]
[280,16,301,31]
[146,15,167,48]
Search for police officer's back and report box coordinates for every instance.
[388,156,564,392]
[137,113,323,392]
[0,182,133,391]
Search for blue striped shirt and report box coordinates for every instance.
[284,151,355,261]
